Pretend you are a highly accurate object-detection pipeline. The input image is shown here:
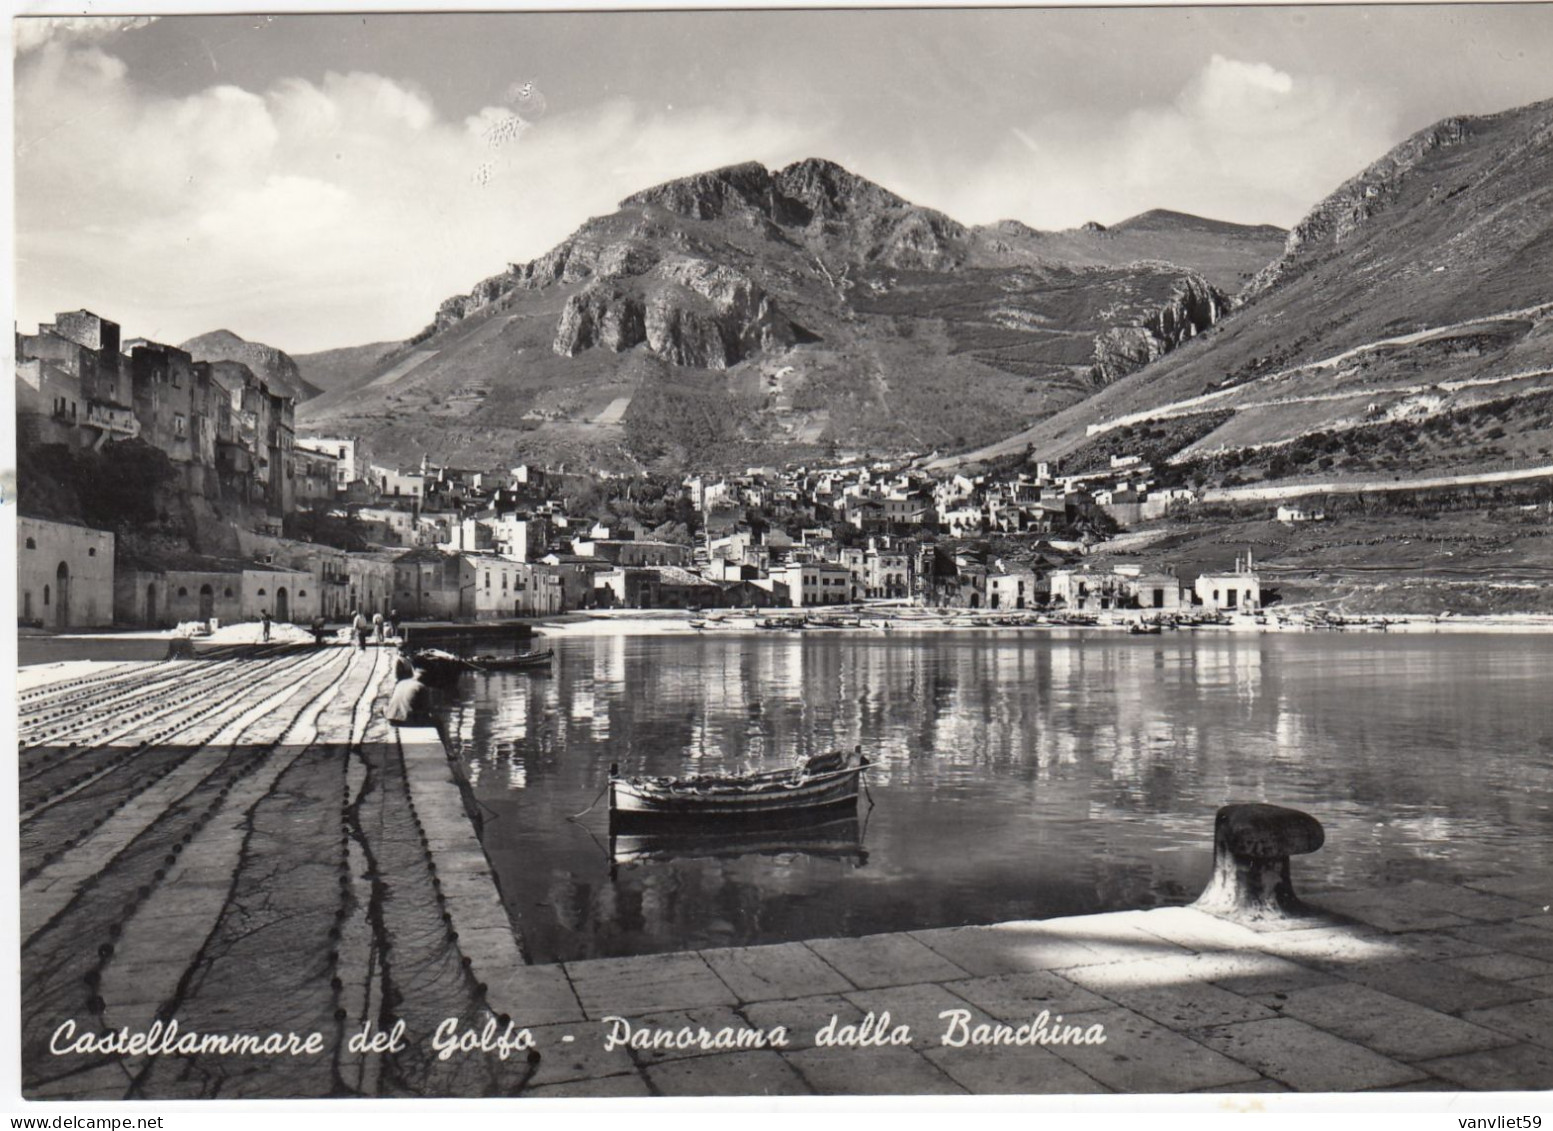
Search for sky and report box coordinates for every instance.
[12,5,1553,353]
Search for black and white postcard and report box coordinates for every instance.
[8,2,1553,1115]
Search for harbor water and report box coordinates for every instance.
[439,630,1553,964]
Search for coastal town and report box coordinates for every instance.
[18,307,1273,638]
[14,5,1553,1108]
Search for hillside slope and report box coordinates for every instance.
[960,98,1553,478]
[180,329,319,403]
[298,158,1283,471]
[292,341,401,398]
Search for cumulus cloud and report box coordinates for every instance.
[14,43,821,351]
[14,16,158,54]
[918,53,1401,232]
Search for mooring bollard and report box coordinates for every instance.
[1192,802,1324,921]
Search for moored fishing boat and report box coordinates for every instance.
[608,747,871,825]
[467,648,554,672]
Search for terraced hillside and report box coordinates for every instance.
[955,98,1553,480]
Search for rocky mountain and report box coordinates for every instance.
[953,97,1553,482]
[298,158,1283,470]
[180,329,318,403]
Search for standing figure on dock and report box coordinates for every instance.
[351,608,367,650]
[260,609,271,643]
[372,610,385,645]
[388,608,401,641]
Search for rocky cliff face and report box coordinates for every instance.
[554,257,798,369]
[426,158,973,355]
[180,329,315,402]
[1088,274,1229,386]
[1245,117,1477,300]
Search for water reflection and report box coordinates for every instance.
[440,631,1553,963]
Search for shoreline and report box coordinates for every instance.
[528,607,1553,639]
[19,606,1553,668]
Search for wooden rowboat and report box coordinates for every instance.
[407,647,553,686]
[467,649,554,672]
[608,747,871,825]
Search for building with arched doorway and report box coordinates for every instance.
[240,567,317,624]
[17,516,115,629]
[115,563,244,628]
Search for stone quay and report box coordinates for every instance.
[17,647,1553,1098]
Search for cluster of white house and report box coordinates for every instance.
[684,453,1194,538]
[19,503,1261,630]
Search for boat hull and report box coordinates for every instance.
[609,758,868,825]
[610,812,865,865]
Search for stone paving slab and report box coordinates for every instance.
[563,951,738,1017]
[1445,951,1553,983]
[1386,881,1546,922]
[804,932,971,988]
[521,1019,639,1087]
[646,1048,812,1096]
[1461,998,1553,1050]
[1342,959,1546,1015]
[1418,1042,1553,1091]
[941,971,1111,1021]
[1450,921,1553,964]
[525,1072,652,1098]
[1042,1005,1263,1093]
[909,917,1188,976]
[617,1004,761,1066]
[1265,983,1516,1061]
[842,982,998,1050]
[1304,890,1476,933]
[1194,1017,1427,1091]
[924,1040,1112,1094]
[739,993,865,1051]
[782,1044,966,1095]
[699,940,856,1002]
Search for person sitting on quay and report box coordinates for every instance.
[385,664,434,727]
[309,615,329,647]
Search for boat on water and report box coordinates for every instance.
[1128,621,1163,635]
[609,812,866,867]
[608,747,871,825]
[406,647,552,686]
[467,648,554,672]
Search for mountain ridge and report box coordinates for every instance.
[945,97,1553,481]
[298,157,1284,470]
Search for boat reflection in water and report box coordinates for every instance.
[608,810,868,875]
